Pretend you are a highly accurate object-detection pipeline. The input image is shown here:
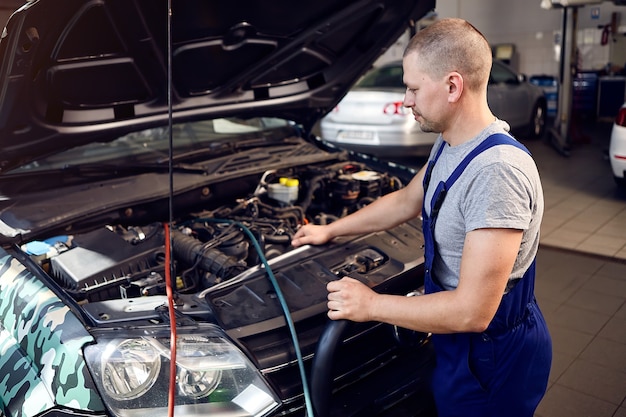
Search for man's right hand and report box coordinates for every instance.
[291,224,333,247]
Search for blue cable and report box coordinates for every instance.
[198,218,315,417]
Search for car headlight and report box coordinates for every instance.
[84,325,280,417]
[100,337,162,401]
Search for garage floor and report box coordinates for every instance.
[521,120,626,417]
[534,247,626,417]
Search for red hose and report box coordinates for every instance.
[164,222,177,416]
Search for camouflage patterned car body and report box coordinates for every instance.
[0,247,105,416]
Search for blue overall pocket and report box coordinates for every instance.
[467,333,496,393]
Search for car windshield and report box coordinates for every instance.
[8,117,292,173]
[355,64,404,89]
[490,60,519,84]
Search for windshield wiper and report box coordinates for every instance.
[156,141,234,164]
[5,162,209,179]
[65,162,209,177]
[157,137,289,164]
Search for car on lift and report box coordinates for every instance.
[609,102,626,187]
[0,1,437,417]
[320,59,547,158]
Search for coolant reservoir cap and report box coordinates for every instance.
[279,177,299,187]
[285,178,299,187]
[351,170,380,181]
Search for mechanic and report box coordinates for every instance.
[292,18,551,417]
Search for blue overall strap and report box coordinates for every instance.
[445,133,530,189]
[422,140,446,194]
[429,134,530,218]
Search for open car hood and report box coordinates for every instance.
[0,0,435,172]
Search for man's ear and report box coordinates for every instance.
[447,72,463,103]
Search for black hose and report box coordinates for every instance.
[310,319,351,417]
[171,229,244,278]
[299,174,332,212]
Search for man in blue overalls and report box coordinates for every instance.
[292,18,551,417]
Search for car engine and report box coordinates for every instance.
[27,161,406,306]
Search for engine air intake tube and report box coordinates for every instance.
[171,229,244,279]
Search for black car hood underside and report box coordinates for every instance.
[0,0,435,172]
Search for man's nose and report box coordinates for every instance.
[403,88,415,107]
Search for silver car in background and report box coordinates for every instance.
[320,61,436,157]
[321,59,547,158]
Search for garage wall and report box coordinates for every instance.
[436,0,626,77]
[436,0,562,76]
[376,0,626,80]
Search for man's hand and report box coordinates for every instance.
[291,224,333,247]
[326,277,376,322]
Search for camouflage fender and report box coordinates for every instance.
[0,249,105,416]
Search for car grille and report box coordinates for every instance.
[238,316,435,416]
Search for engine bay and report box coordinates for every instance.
[23,160,416,315]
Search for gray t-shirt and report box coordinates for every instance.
[423,120,544,291]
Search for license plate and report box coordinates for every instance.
[337,130,376,142]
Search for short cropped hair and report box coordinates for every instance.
[404,18,492,92]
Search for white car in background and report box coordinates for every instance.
[609,102,626,187]
[609,103,626,186]
[320,61,437,157]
